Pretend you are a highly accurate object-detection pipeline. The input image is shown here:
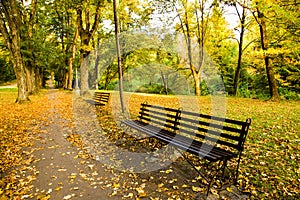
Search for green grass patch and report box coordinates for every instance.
[0,88,18,92]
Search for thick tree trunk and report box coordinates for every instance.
[63,71,69,89]
[13,50,30,103]
[12,34,30,102]
[79,52,90,96]
[76,2,102,96]
[161,71,168,95]
[79,32,90,96]
[0,0,30,103]
[25,65,37,95]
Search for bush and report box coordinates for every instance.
[135,83,173,95]
[279,87,300,100]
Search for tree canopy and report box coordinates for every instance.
[0,0,299,101]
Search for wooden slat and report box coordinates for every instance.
[180,110,247,126]
[178,122,241,141]
[93,92,110,106]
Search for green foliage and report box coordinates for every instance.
[135,83,174,95]
[0,58,15,84]
[278,87,300,100]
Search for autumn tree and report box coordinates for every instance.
[154,0,217,96]
[250,1,279,100]
[51,0,78,90]
[0,0,36,102]
[76,0,109,96]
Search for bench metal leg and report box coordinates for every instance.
[180,152,210,185]
[176,149,234,196]
[234,152,243,184]
[206,159,230,195]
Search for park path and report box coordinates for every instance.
[28,89,119,200]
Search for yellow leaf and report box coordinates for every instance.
[192,186,201,192]
[0,195,8,200]
[136,187,147,197]
[226,187,233,192]
[181,184,189,188]
[37,194,50,200]
[123,193,134,198]
[113,183,120,188]
[158,183,164,188]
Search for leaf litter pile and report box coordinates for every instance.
[0,90,299,199]
[0,91,51,199]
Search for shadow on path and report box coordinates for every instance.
[29,89,119,200]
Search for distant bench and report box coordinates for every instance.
[93,92,111,106]
[121,103,251,195]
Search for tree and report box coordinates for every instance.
[251,1,280,100]
[232,1,248,96]
[0,0,31,102]
[163,0,217,96]
[76,0,109,96]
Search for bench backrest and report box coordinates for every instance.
[178,110,251,152]
[138,103,181,132]
[93,92,110,104]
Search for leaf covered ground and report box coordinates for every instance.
[0,89,299,199]
[0,89,51,198]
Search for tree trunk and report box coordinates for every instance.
[233,6,246,96]
[25,65,37,95]
[13,49,29,103]
[67,27,79,90]
[192,71,201,96]
[35,67,43,92]
[161,71,168,95]
[76,1,103,96]
[113,0,125,112]
[0,0,30,103]
[257,9,280,100]
[79,51,90,96]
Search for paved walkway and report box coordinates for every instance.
[28,90,119,200]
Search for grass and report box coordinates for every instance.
[0,88,18,92]
[108,92,300,199]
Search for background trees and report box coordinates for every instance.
[0,0,299,101]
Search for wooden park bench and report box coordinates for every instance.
[93,91,111,106]
[121,103,251,195]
